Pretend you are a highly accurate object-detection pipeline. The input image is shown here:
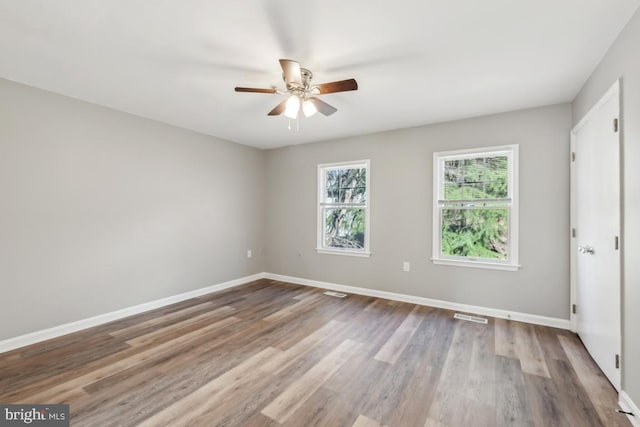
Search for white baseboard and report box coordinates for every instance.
[1,270,572,354]
[263,273,571,330]
[0,273,263,354]
[620,391,640,426]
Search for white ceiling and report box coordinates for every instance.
[1,1,638,149]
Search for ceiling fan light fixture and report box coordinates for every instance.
[235,59,358,120]
[284,95,300,119]
[303,99,317,117]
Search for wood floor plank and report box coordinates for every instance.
[16,316,241,404]
[137,347,282,427]
[352,414,384,427]
[385,310,449,427]
[463,318,497,427]
[240,412,280,427]
[495,355,534,427]
[514,321,551,378]
[166,310,368,426]
[259,319,345,374]
[374,305,423,364]
[79,316,250,397]
[263,292,324,322]
[180,363,288,426]
[260,294,357,352]
[323,341,389,406]
[72,326,281,425]
[205,345,358,427]
[292,288,320,300]
[460,398,498,427]
[0,335,131,393]
[109,301,215,338]
[125,305,235,347]
[328,308,455,427]
[261,339,362,423]
[361,350,417,424]
[73,295,341,424]
[230,291,307,322]
[279,386,359,427]
[546,358,605,427]
[495,317,518,359]
[533,325,569,361]
[558,335,630,426]
[523,373,567,427]
[466,317,496,405]
[424,321,485,427]
[324,303,416,395]
[357,301,415,357]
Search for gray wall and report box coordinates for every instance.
[265,104,572,319]
[0,78,265,340]
[572,7,640,407]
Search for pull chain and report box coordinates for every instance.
[286,118,300,131]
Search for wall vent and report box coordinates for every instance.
[454,313,488,324]
[323,291,347,298]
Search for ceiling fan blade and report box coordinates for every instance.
[268,99,288,116]
[235,87,277,94]
[279,59,302,85]
[308,97,337,116]
[315,79,358,94]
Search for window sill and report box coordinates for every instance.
[316,248,371,258]
[431,257,520,271]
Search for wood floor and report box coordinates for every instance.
[0,279,629,427]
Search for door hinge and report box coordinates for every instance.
[571,152,576,162]
[572,304,577,314]
[615,236,619,250]
[614,118,619,133]
[615,354,620,369]
[572,228,576,238]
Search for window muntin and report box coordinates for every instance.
[318,161,370,256]
[433,146,518,270]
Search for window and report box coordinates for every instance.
[317,160,370,257]
[432,145,519,270]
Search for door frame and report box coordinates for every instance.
[569,79,622,383]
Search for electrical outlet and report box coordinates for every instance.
[403,261,410,272]
[247,250,252,258]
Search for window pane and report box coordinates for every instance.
[443,156,508,200]
[323,167,367,204]
[324,170,340,203]
[324,208,365,249]
[441,208,508,260]
[444,182,462,200]
[339,168,367,203]
[324,189,340,203]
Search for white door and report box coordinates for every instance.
[571,81,621,390]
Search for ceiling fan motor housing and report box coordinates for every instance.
[285,67,313,93]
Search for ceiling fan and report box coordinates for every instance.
[235,59,358,119]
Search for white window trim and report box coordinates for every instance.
[431,144,520,271]
[317,159,371,257]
